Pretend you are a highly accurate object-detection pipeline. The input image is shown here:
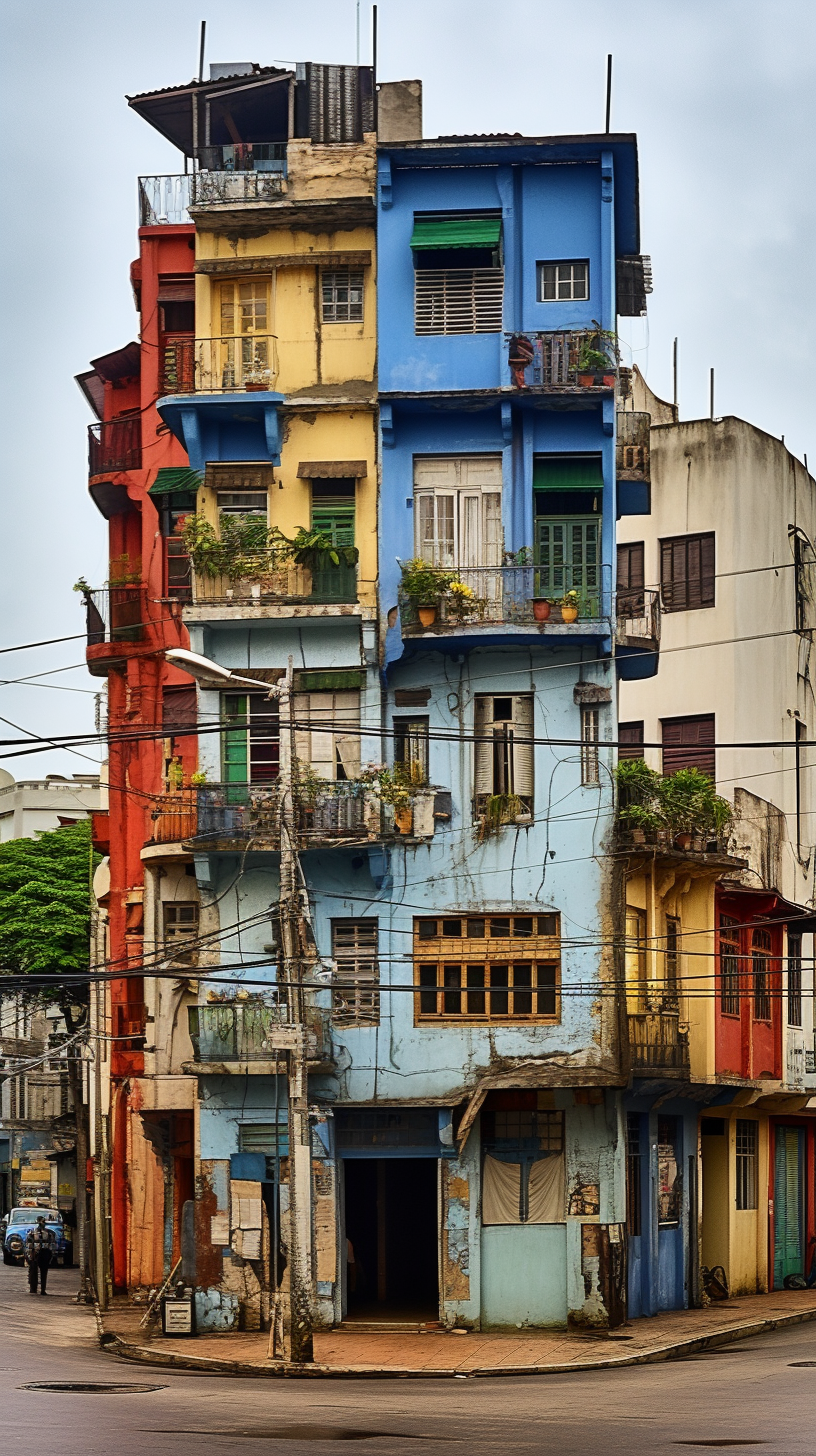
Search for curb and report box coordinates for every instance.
[99,1305,816,1380]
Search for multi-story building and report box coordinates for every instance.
[617,372,816,1312]
[0,770,100,842]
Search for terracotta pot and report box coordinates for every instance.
[578,373,595,387]
[244,382,267,392]
[394,806,413,835]
[532,598,551,622]
[674,832,692,851]
[561,604,579,623]
[417,605,437,628]
[601,373,616,387]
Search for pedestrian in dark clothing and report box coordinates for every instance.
[25,1216,55,1295]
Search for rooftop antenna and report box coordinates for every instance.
[372,5,378,128]
[710,367,715,420]
[605,54,612,133]
[198,19,207,83]
[673,337,678,413]
[356,0,361,65]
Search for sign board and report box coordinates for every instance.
[161,1296,196,1336]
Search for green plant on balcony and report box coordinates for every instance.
[657,769,733,847]
[448,579,486,621]
[401,559,458,606]
[181,512,273,579]
[281,527,358,572]
[476,791,526,843]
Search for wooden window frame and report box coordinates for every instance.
[660,531,715,612]
[413,913,560,1025]
[787,932,803,1027]
[414,268,504,336]
[751,927,772,1022]
[162,902,200,966]
[474,693,534,814]
[331,919,379,1026]
[718,914,741,1018]
[617,541,645,614]
[735,1119,758,1210]
[393,717,430,785]
[580,706,600,785]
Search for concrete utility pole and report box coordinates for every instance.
[277,659,315,1363]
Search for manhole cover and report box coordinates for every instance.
[150,1431,417,1443]
[21,1382,167,1394]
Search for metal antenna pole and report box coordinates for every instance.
[198,20,206,83]
[356,0,361,65]
[710,367,715,421]
[605,55,612,133]
[673,337,678,413]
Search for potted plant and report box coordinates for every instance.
[360,763,417,834]
[476,792,526,842]
[448,579,486,622]
[400,559,456,627]
[560,589,581,623]
[656,768,733,852]
[532,597,552,623]
[575,326,618,386]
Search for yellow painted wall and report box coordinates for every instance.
[700,1110,769,1298]
[700,1121,729,1271]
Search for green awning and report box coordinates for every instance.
[533,457,604,491]
[294,670,365,693]
[148,467,203,499]
[410,215,502,250]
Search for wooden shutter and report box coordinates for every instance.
[661,714,715,777]
[332,919,379,1024]
[661,533,715,612]
[618,721,645,760]
[162,685,197,733]
[414,269,504,335]
[511,696,534,799]
[474,696,494,798]
[617,542,644,591]
[296,691,360,779]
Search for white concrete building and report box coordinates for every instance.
[0,770,101,842]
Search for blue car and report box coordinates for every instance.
[2,1207,72,1267]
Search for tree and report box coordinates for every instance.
[0,820,98,1299]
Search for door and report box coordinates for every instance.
[414,456,503,606]
[774,1126,805,1286]
[342,1159,439,1318]
[536,517,600,614]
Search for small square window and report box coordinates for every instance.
[321,269,364,323]
[418,919,438,939]
[442,918,462,938]
[537,260,590,303]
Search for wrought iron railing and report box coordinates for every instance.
[191,170,286,205]
[188,781,383,846]
[191,555,357,605]
[139,161,286,225]
[85,587,145,646]
[628,1011,689,1073]
[88,417,142,475]
[298,782,383,842]
[188,1000,289,1062]
[398,562,612,632]
[616,411,651,479]
[195,143,287,175]
[614,589,661,648]
[159,334,278,394]
[138,174,193,226]
[506,331,617,389]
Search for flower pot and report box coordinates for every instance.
[532,598,551,622]
[631,827,646,845]
[601,373,616,387]
[561,604,579,623]
[674,832,693,851]
[577,373,595,387]
[394,805,413,835]
[418,605,437,628]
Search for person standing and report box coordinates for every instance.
[25,1215,56,1295]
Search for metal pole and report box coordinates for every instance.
[710,367,715,421]
[372,6,378,131]
[277,658,315,1363]
[605,55,612,133]
[198,20,206,83]
[672,337,678,411]
[356,0,361,65]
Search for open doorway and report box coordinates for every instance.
[343,1158,438,1319]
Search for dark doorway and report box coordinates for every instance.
[343,1158,438,1318]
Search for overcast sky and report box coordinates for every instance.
[0,0,814,778]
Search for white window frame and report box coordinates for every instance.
[474,694,534,812]
[321,268,364,323]
[537,260,590,302]
[580,706,600,785]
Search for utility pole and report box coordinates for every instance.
[276,658,315,1363]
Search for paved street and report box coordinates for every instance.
[2,1262,815,1455]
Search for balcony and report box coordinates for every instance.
[139,153,287,227]
[186,780,385,850]
[159,334,278,395]
[614,760,744,865]
[149,790,198,844]
[187,998,327,1068]
[84,586,145,647]
[138,174,193,226]
[88,417,141,476]
[628,1010,690,1076]
[616,412,651,480]
[398,562,612,638]
[506,331,617,391]
[614,588,660,680]
[190,553,357,609]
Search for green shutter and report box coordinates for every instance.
[148,466,203,499]
[533,457,604,491]
[410,216,502,250]
[311,503,355,548]
[222,694,248,784]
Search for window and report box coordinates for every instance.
[394,717,429,784]
[626,1113,642,1236]
[617,541,645,614]
[331,920,379,1025]
[238,1121,289,1179]
[310,480,357,600]
[411,214,503,336]
[719,914,741,1017]
[413,458,503,614]
[537,260,589,302]
[665,915,681,1003]
[216,279,273,388]
[580,707,600,785]
[660,532,715,612]
[534,457,602,614]
[293,689,360,780]
[481,1099,565,1225]
[661,714,715,778]
[752,928,772,1022]
[625,907,647,1000]
[618,722,645,760]
[218,491,268,520]
[223,692,280,785]
[474,695,533,812]
[414,914,560,1023]
[321,269,364,323]
[735,1119,758,1209]
[787,933,802,1027]
[162,685,197,735]
[657,1116,681,1226]
[163,903,200,965]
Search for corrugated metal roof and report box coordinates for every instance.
[126,65,291,103]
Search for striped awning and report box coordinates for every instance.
[148,466,202,498]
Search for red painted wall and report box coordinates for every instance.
[715,890,782,1082]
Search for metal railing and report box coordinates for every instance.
[188,781,383,847]
[614,588,661,648]
[188,1000,289,1062]
[139,160,286,225]
[191,170,286,205]
[149,791,198,843]
[628,1010,690,1073]
[298,782,383,842]
[88,417,142,475]
[139,174,193,226]
[616,411,651,479]
[159,334,278,394]
[85,586,145,646]
[398,562,612,633]
[191,555,357,605]
[196,143,287,175]
[506,331,617,388]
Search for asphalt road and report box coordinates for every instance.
[1,1260,814,1455]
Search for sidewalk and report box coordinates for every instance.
[99,1288,816,1379]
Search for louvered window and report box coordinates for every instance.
[414,915,560,1024]
[332,920,379,1025]
[617,541,645,615]
[660,532,715,612]
[618,721,644,761]
[474,695,534,812]
[415,269,504,336]
[661,714,715,779]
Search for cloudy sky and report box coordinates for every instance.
[0,0,814,777]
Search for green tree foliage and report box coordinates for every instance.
[0,820,96,1016]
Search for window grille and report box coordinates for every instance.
[580,706,600,785]
[719,915,741,1016]
[414,914,559,1023]
[163,903,200,965]
[537,260,589,301]
[415,268,504,335]
[321,269,364,322]
[787,933,802,1027]
[665,915,681,1005]
[735,1119,758,1209]
[332,920,379,1025]
[752,928,772,1022]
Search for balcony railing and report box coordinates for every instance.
[188,1000,289,1062]
[159,335,278,394]
[139,157,287,225]
[187,781,384,848]
[628,1010,689,1074]
[614,588,661,649]
[616,412,651,480]
[138,174,193,226]
[506,331,617,389]
[85,586,145,646]
[149,790,198,843]
[398,563,612,634]
[191,555,357,606]
[191,170,286,205]
[298,781,383,843]
[196,143,287,176]
[88,417,142,475]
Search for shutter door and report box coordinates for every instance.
[512,696,534,799]
[661,715,715,778]
[222,694,248,783]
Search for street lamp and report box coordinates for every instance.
[164,646,271,692]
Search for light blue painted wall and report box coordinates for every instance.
[481,1225,568,1328]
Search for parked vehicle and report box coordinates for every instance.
[2,1207,72,1266]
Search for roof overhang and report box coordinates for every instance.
[127,68,292,154]
[716,885,816,931]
